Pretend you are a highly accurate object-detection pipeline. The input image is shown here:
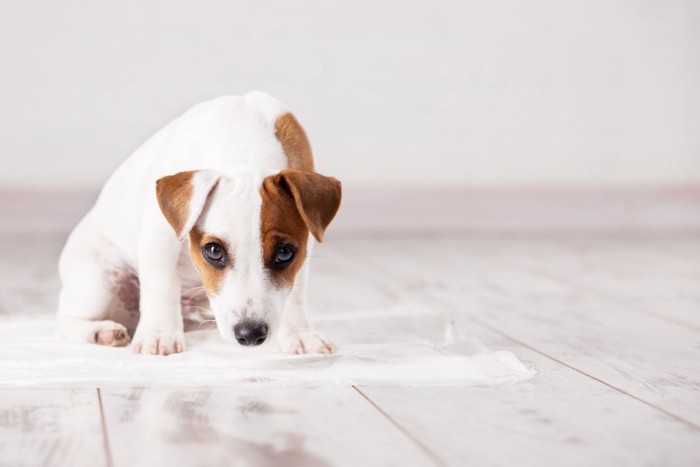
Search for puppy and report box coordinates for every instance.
[57,92,341,355]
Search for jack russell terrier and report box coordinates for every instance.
[57,91,341,355]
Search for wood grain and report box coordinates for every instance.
[340,235,700,429]
[99,386,438,467]
[359,343,700,467]
[0,389,107,467]
[2,224,700,466]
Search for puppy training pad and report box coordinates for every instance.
[0,306,535,387]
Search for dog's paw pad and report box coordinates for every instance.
[279,330,336,355]
[131,330,185,356]
[94,325,131,347]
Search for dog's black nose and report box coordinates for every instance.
[233,320,268,346]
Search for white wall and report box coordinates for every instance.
[1,0,698,190]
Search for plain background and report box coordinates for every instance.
[1,0,698,191]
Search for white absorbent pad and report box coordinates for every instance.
[0,306,535,387]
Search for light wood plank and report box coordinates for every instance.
[0,232,64,320]
[340,236,700,428]
[4,221,700,466]
[313,236,700,465]
[484,234,700,328]
[359,347,700,467]
[308,241,403,316]
[100,386,438,467]
[0,388,107,467]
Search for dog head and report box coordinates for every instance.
[155,168,341,347]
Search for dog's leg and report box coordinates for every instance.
[57,224,131,347]
[277,242,335,354]
[58,316,131,347]
[130,228,186,355]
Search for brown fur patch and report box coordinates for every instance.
[265,170,341,243]
[260,176,310,287]
[188,228,230,295]
[156,171,196,237]
[275,113,314,172]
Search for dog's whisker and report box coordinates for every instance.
[185,306,215,319]
[183,288,208,307]
[188,289,207,301]
[198,319,218,328]
[182,286,205,295]
[186,305,215,315]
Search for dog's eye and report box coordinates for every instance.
[273,244,297,268]
[203,242,226,267]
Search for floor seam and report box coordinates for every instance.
[352,385,448,467]
[472,319,700,432]
[96,388,115,467]
[337,242,700,433]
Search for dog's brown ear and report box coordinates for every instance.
[267,169,342,242]
[155,170,220,240]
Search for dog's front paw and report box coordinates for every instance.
[93,321,131,347]
[277,328,336,355]
[131,329,185,356]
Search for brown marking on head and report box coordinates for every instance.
[156,170,220,240]
[156,171,195,237]
[260,176,309,287]
[275,113,314,172]
[188,227,231,295]
[260,169,342,287]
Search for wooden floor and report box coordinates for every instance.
[1,229,699,466]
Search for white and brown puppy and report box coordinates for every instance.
[57,92,341,355]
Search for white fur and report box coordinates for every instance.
[57,91,333,355]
